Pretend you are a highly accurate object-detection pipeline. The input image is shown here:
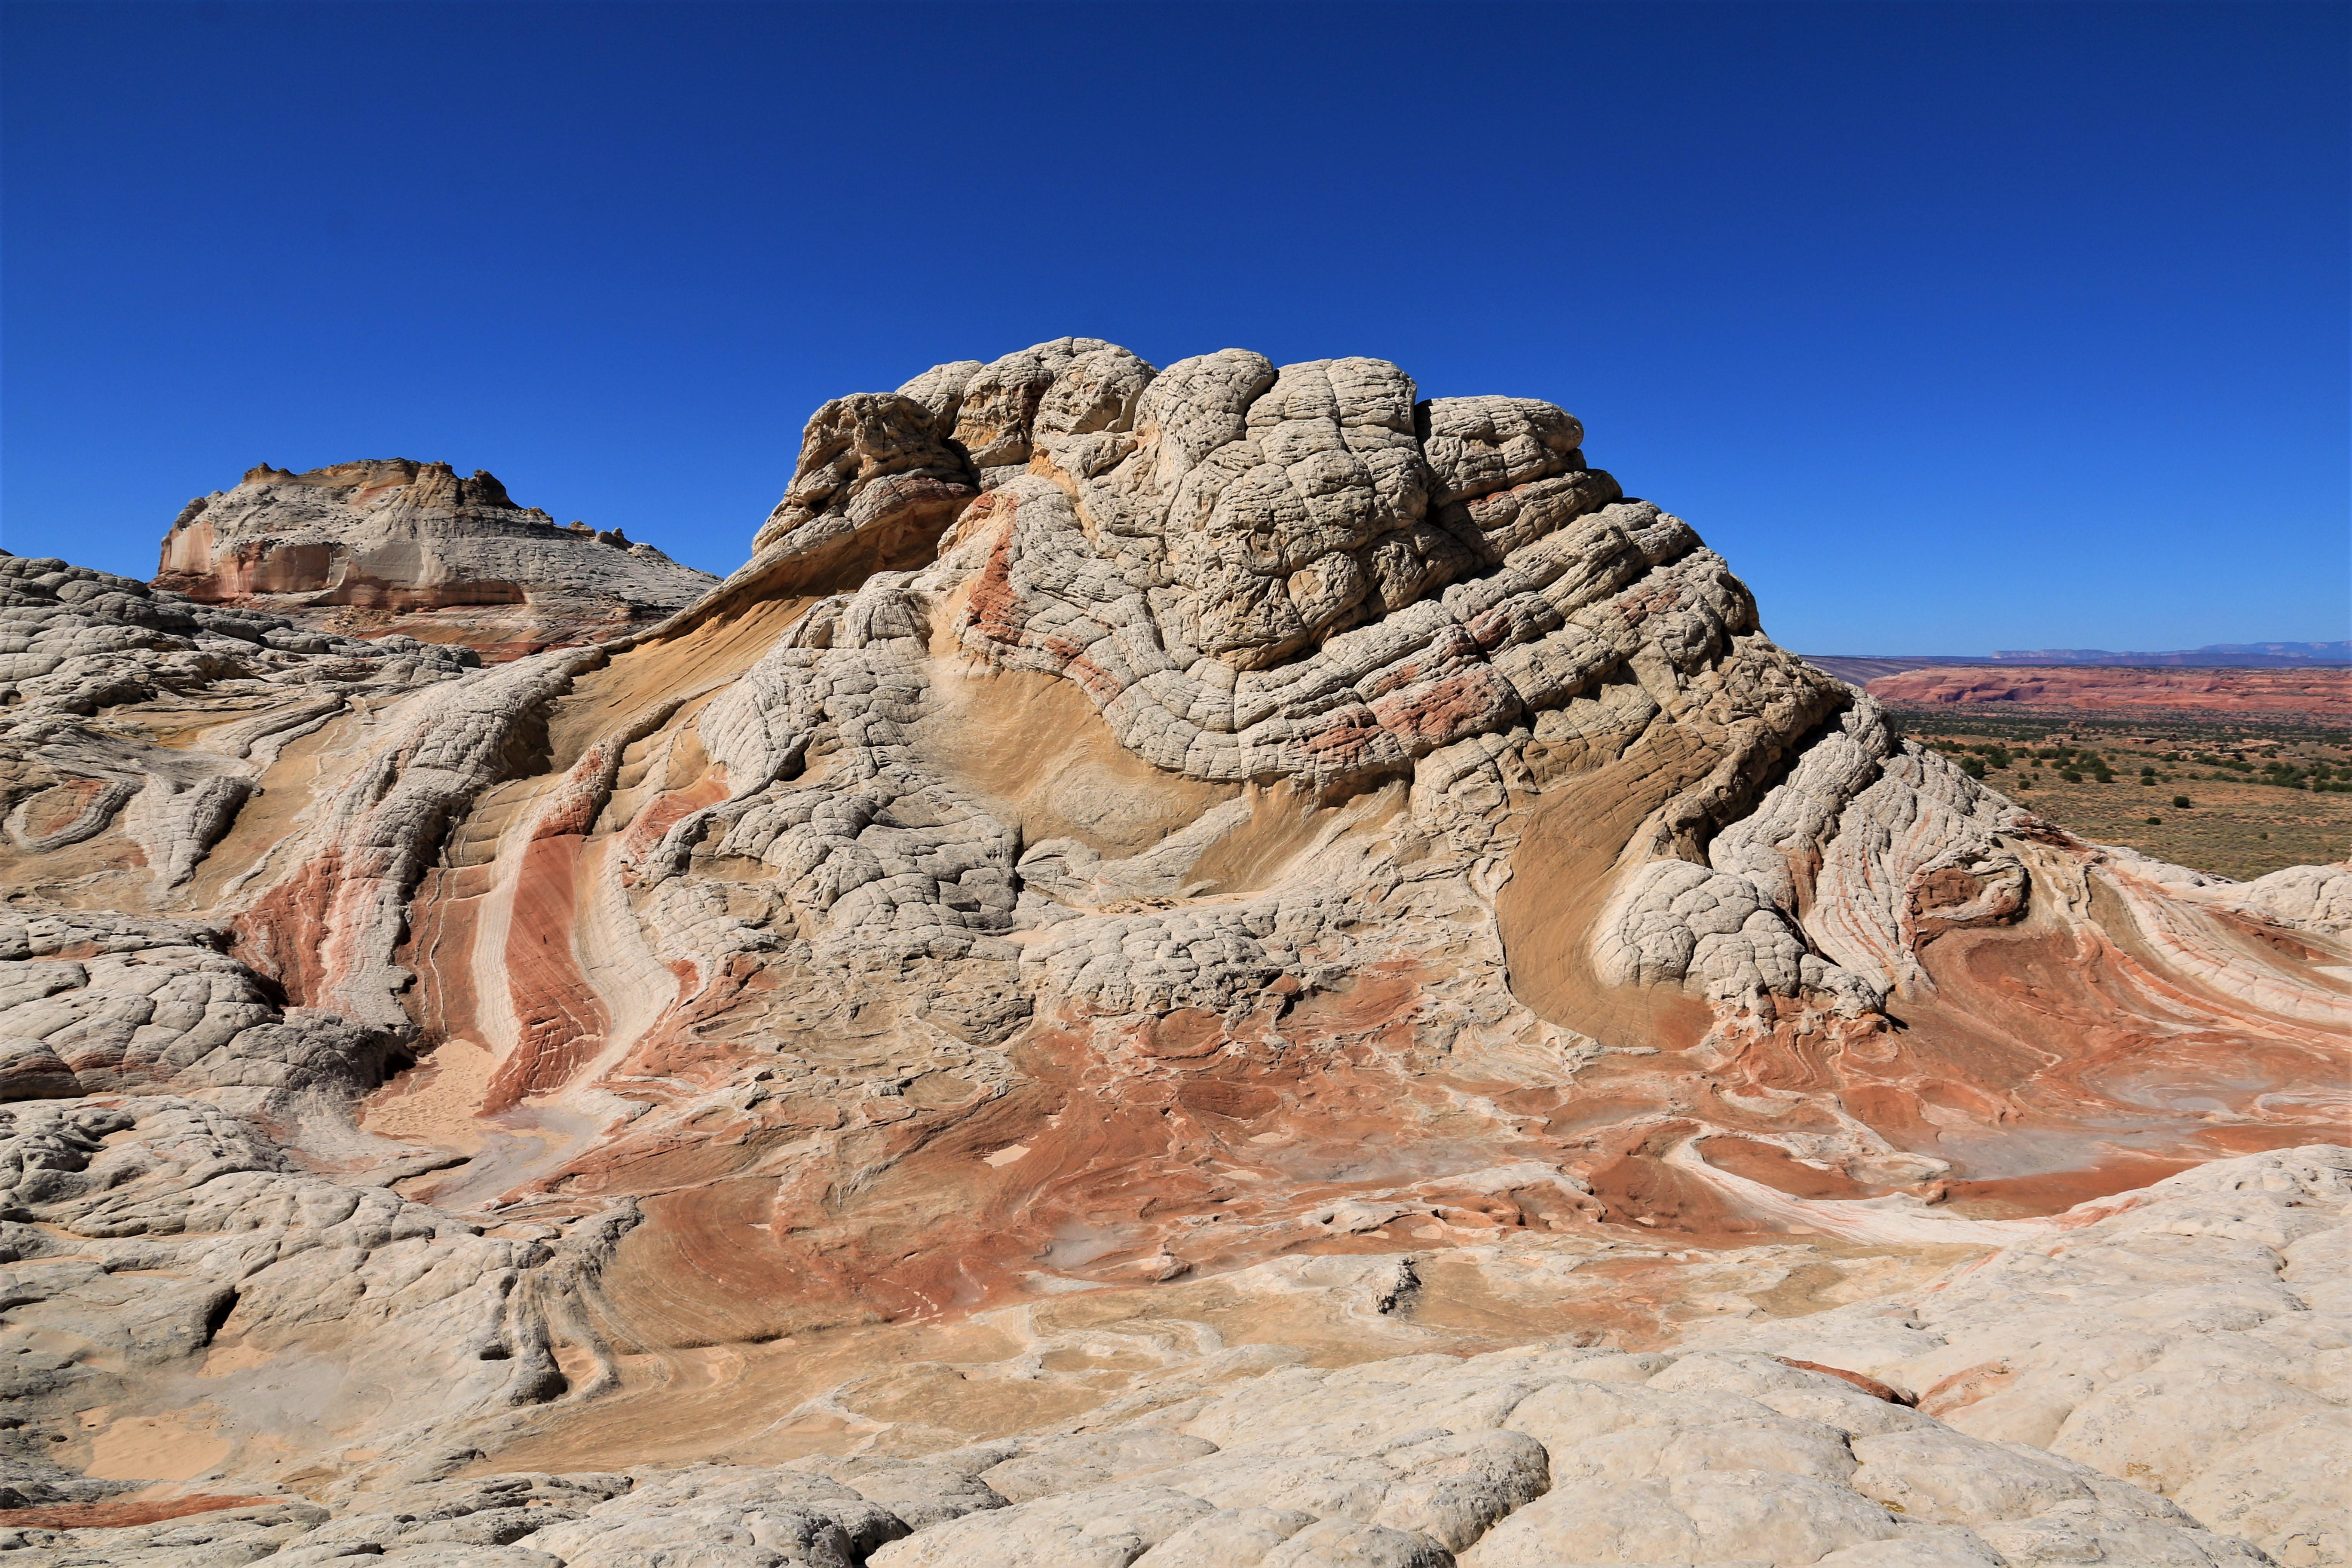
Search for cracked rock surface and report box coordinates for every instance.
[3,1148,2330,1564]
[0,339,2343,1564]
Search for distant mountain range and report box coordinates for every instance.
[1806,642,2351,683]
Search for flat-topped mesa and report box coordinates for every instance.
[154,458,719,658]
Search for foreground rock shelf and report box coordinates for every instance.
[2,1146,2340,1564]
[0,337,2345,1565]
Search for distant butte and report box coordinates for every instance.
[153,456,717,658]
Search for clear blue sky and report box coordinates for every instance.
[4,2,2345,653]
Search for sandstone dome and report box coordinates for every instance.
[155,456,718,658]
[0,338,2343,1565]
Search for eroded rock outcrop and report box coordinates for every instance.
[7,1147,2334,1565]
[0,339,2345,1562]
[2,552,474,909]
[1687,1144,2352,1565]
[155,459,718,658]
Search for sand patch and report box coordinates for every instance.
[361,1037,496,1152]
[197,1343,275,1379]
[87,1409,233,1482]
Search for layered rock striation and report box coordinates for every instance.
[1865,664,2352,719]
[2,1145,2337,1565]
[155,459,718,658]
[0,339,2345,1563]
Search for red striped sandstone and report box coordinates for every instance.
[0,341,2343,1563]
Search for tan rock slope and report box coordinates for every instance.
[155,459,718,658]
[1,337,2346,1565]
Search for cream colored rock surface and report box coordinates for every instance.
[1683,1145,2352,1566]
[5,1158,2310,1563]
[155,459,717,658]
[0,340,2343,1561]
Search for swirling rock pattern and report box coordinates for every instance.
[6,1148,2331,1564]
[0,340,2342,1562]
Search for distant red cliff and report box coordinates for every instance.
[154,458,718,658]
[1866,664,2352,718]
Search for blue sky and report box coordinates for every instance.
[4,1,2345,653]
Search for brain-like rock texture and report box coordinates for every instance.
[0,339,2344,1564]
[155,458,718,658]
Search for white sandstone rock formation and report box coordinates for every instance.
[0,339,2343,1563]
[1686,1144,2352,1566]
[155,459,717,658]
[3,1147,2332,1565]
